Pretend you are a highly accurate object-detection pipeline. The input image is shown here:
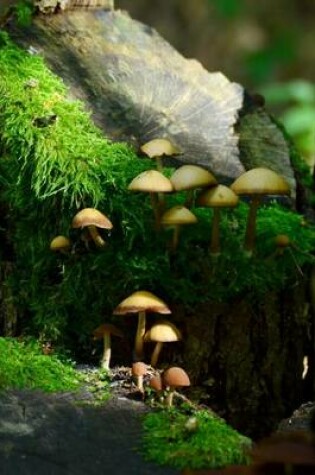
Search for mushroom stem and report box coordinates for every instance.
[165,386,176,408]
[150,193,161,230]
[135,310,146,359]
[210,208,221,256]
[172,225,180,251]
[156,157,163,173]
[101,333,111,370]
[150,341,164,367]
[244,195,261,255]
[88,225,106,248]
[135,374,144,393]
[184,189,195,208]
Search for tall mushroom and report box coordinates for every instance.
[162,366,190,408]
[128,170,173,228]
[170,164,217,208]
[72,208,113,248]
[140,138,181,172]
[230,168,290,256]
[144,320,182,367]
[113,290,171,360]
[92,323,124,370]
[160,205,197,251]
[197,184,239,256]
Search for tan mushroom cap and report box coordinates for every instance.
[230,168,290,196]
[163,367,190,387]
[128,170,174,193]
[161,205,197,226]
[170,165,217,191]
[50,235,71,251]
[72,208,113,230]
[275,234,291,247]
[113,290,171,316]
[145,320,182,343]
[140,138,181,158]
[132,361,148,377]
[197,184,239,208]
[149,374,163,392]
[92,323,124,340]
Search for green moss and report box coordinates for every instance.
[142,408,251,470]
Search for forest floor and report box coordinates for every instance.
[0,366,179,475]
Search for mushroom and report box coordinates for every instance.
[170,164,217,208]
[72,208,113,248]
[140,138,181,172]
[230,168,290,256]
[131,361,147,393]
[113,290,171,360]
[274,234,291,255]
[50,235,71,253]
[162,366,190,408]
[128,170,173,228]
[160,205,197,251]
[144,320,182,367]
[92,323,124,370]
[197,184,239,256]
[149,374,164,403]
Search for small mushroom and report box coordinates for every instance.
[72,208,113,248]
[50,235,71,253]
[140,138,181,172]
[92,323,124,370]
[132,361,147,393]
[231,168,290,256]
[128,170,173,228]
[144,320,182,367]
[274,234,291,255]
[197,184,239,256]
[162,366,190,408]
[161,205,197,251]
[113,290,171,360]
[170,165,217,207]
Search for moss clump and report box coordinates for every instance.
[142,407,251,470]
[0,337,80,392]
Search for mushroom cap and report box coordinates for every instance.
[140,138,181,158]
[145,320,182,343]
[161,205,198,226]
[128,170,174,193]
[275,234,291,248]
[149,374,163,392]
[197,184,239,208]
[163,367,190,388]
[113,290,171,315]
[72,208,113,230]
[251,431,315,466]
[92,323,124,340]
[230,168,290,196]
[132,361,148,377]
[50,235,71,251]
[170,165,217,191]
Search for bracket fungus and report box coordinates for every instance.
[50,235,71,253]
[72,208,113,248]
[92,323,124,370]
[144,320,182,367]
[140,138,181,172]
[231,168,290,256]
[162,366,190,408]
[161,205,197,251]
[170,164,217,208]
[197,184,239,256]
[128,170,173,228]
[113,290,171,360]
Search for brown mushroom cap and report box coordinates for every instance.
[160,205,198,226]
[149,374,163,392]
[197,184,239,208]
[92,323,124,340]
[275,234,291,248]
[140,138,181,158]
[145,320,182,343]
[163,367,190,388]
[113,290,171,315]
[128,170,174,193]
[50,235,71,251]
[132,361,148,377]
[72,208,113,230]
[230,168,290,196]
[170,165,217,191]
